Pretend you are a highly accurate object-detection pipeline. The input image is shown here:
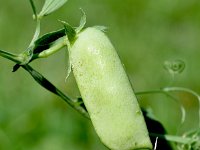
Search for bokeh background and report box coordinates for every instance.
[0,0,200,149]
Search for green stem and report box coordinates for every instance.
[28,0,41,47]
[22,64,89,118]
[0,49,88,118]
[29,0,37,19]
[0,49,23,63]
[38,36,67,58]
[29,20,41,47]
[136,89,165,95]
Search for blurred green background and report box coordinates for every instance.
[0,0,200,149]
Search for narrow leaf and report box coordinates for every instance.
[59,20,76,44]
[39,0,68,18]
[34,29,65,46]
[33,28,65,54]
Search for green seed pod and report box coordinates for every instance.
[70,27,152,150]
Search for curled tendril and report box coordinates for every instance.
[164,59,186,75]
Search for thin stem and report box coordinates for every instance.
[29,0,37,19]
[22,65,89,118]
[38,36,66,58]
[29,0,41,47]
[0,49,23,63]
[0,49,88,118]
[29,20,41,47]
[136,89,165,95]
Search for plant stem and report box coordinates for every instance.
[22,64,89,118]
[29,0,41,47]
[0,49,23,63]
[29,0,37,19]
[0,49,88,118]
[136,89,165,95]
[38,36,67,58]
[29,20,41,47]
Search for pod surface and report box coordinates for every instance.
[70,27,152,150]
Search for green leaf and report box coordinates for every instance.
[38,0,68,18]
[33,28,65,55]
[59,20,76,44]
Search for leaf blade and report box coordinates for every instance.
[38,0,68,18]
[33,28,65,54]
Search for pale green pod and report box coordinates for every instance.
[70,27,152,150]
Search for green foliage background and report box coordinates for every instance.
[0,0,200,149]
